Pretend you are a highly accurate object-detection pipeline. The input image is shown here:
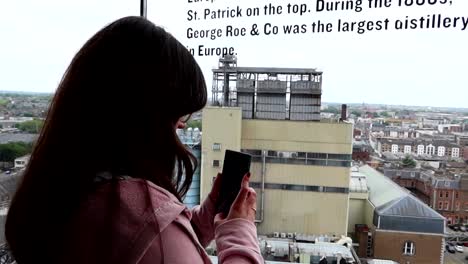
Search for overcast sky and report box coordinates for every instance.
[0,0,466,108]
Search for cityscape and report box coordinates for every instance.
[0,56,467,264]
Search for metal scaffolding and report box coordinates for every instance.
[211,56,323,121]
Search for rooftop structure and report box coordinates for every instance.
[211,56,323,121]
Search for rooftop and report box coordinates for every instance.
[212,67,322,75]
[359,165,445,234]
[0,133,37,144]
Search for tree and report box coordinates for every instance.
[351,110,361,117]
[187,119,202,130]
[380,111,390,118]
[15,120,44,133]
[324,106,340,114]
[402,155,416,168]
[0,142,33,162]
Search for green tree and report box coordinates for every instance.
[0,99,8,107]
[187,119,202,130]
[22,112,35,118]
[380,111,390,118]
[402,155,416,168]
[15,120,44,133]
[351,110,361,117]
[324,106,340,114]
[0,142,33,162]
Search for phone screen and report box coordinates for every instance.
[217,150,252,215]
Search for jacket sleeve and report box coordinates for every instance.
[215,219,264,264]
[190,195,217,247]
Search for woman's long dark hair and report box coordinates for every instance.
[5,16,206,263]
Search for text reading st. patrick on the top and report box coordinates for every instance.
[187,0,453,21]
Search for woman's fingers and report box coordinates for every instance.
[227,174,258,222]
[246,188,257,221]
[231,174,251,208]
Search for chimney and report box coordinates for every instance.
[340,104,347,121]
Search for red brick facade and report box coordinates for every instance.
[393,178,468,225]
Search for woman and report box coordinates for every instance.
[5,16,263,264]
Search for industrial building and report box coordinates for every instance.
[201,56,353,236]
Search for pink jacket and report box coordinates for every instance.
[62,178,264,264]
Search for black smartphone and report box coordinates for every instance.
[217,150,252,215]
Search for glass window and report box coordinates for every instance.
[287,158,307,165]
[456,192,459,199]
[445,201,450,210]
[307,152,327,159]
[252,157,262,163]
[267,150,278,157]
[456,202,460,211]
[446,191,449,198]
[327,153,351,160]
[327,160,350,167]
[212,160,220,167]
[297,152,306,158]
[307,159,327,166]
[304,186,320,192]
[438,202,443,210]
[284,185,305,191]
[212,143,221,151]
[403,241,415,256]
[249,182,261,189]
[266,157,282,164]
[324,187,348,194]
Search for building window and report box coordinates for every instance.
[437,146,445,157]
[404,145,412,154]
[445,201,450,210]
[438,202,443,210]
[456,202,460,211]
[212,160,220,167]
[456,192,459,199]
[446,191,449,198]
[403,241,415,256]
[439,191,443,198]
[212,143,221,151]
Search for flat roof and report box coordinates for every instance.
[213,67,322,75]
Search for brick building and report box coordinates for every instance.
[352,166,445,264]
[384,167,468,225]
[352,141,371,162]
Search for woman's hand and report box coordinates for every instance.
[214,173,257,226]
